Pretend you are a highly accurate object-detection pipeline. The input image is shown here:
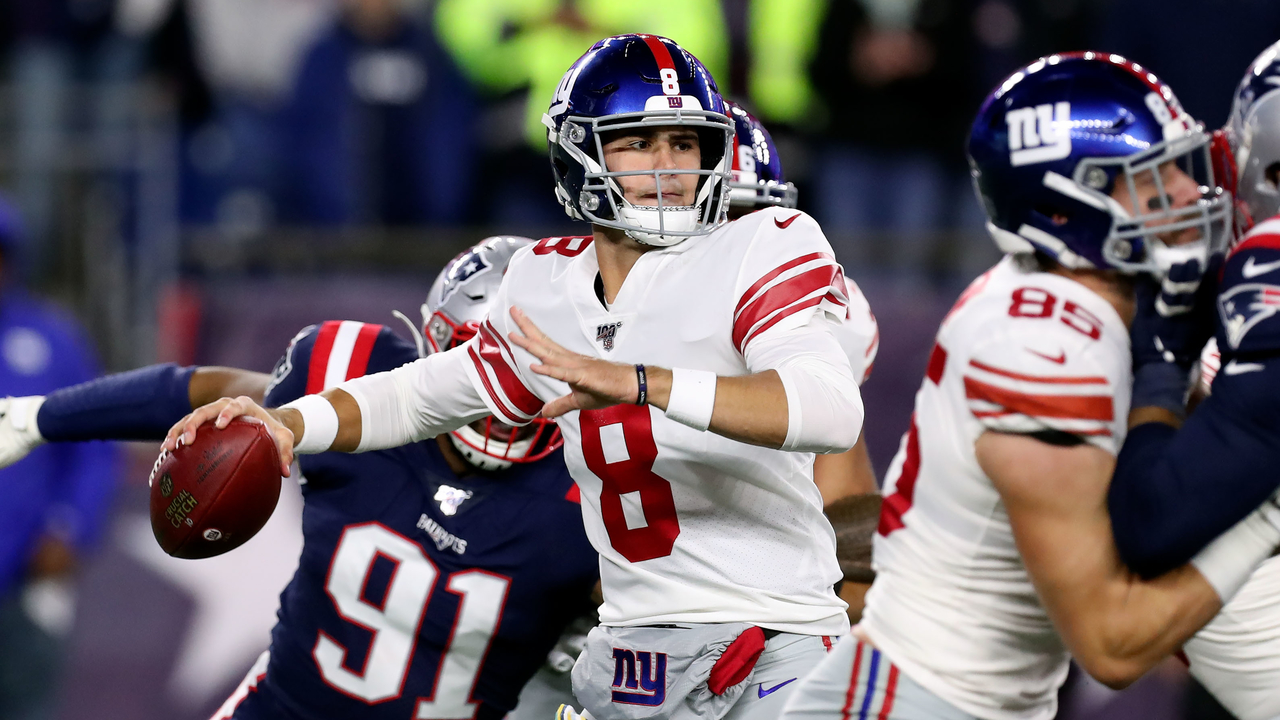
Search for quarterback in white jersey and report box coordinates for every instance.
[783,54,1280,720]
[171,34,862,720]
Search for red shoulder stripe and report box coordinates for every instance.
[735,252,832,317]
[306,321,342,395]
[968,359,1108,385]
[1229,231,1280,258]
[964,377,1114,421]
[345,323,382,380]
[878,415,920,536]
[734,264,842,351]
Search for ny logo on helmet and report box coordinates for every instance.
[1007,102,1072,167]
[611,648,666,706]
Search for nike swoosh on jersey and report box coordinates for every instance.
[1223,359,1265,375]
[1025,348,1067,364]
[757,678,798,698]
[774,213,802,229]
[1242,256,1280,279]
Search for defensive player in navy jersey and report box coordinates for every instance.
[1099,41,1280,719]
[0,236,599,720]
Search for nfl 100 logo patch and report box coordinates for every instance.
[596,322,621,351]
[611,648,666,706]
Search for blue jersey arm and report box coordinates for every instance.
[1109,360,1280,577]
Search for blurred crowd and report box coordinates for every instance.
[3,0,1280,279]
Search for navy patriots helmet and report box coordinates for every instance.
[725,101,797,214]
[1223,40,1280,233]
[542,34,734,247]
[415,236,562,471]
[968,52,1232,274]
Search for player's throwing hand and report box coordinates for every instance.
[163,395,296,477]
[507,307,647,418]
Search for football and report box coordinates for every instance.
[148,417,283,559]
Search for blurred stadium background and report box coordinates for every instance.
[1,0,1277,717]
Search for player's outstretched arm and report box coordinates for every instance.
[978,431,1280,688]
[166,342,495,473]
[508,307,863,451]
[0,364,272,470]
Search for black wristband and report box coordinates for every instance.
[635,364,648,405]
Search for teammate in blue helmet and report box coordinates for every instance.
[1101,39,1280,720]
[724,101,799,217]
[782,53,1280,720]
[967,51,1233,275]
[0,236,600,720]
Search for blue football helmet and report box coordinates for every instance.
[1224,40,1280,232]
[968,52,1232,274]
[542,34,734,247]
[725,101,798,212]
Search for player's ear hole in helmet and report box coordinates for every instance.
[397,236,563,473]
[542,34,735,248]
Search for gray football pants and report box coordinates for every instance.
[781,638,978,720]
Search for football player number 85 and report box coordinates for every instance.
[315,523,509,717]
[580,405,681,562]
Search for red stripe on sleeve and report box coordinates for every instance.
[968,359,1108,385]
[468,345,524,425]
[734,264,841,351]
[964,377,1114,421]
[640,34,675,72]
[344,323,383,380]
[735,252,832,317]
[476,322,543,418]
[306,321,341,395]
[925,343,947,385]
[878,414,920,536]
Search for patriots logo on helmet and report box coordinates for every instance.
[1218,282,1280,349]
[439,250,492,304]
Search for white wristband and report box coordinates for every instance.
[281,394,339,455]
[664,368,717,431]
[1190,500,1280,603]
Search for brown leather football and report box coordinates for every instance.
[148,417,282,559]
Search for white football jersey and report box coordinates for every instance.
[861,256,1130,720]
[463,207,855,636]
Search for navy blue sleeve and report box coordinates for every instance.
[263,321,419,408]
[1109,359,1280,577]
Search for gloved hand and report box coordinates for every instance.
[1130,257,1218,418]
[1131,256,1218,415]
[0,396,47,468]
[556,705,594,720]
